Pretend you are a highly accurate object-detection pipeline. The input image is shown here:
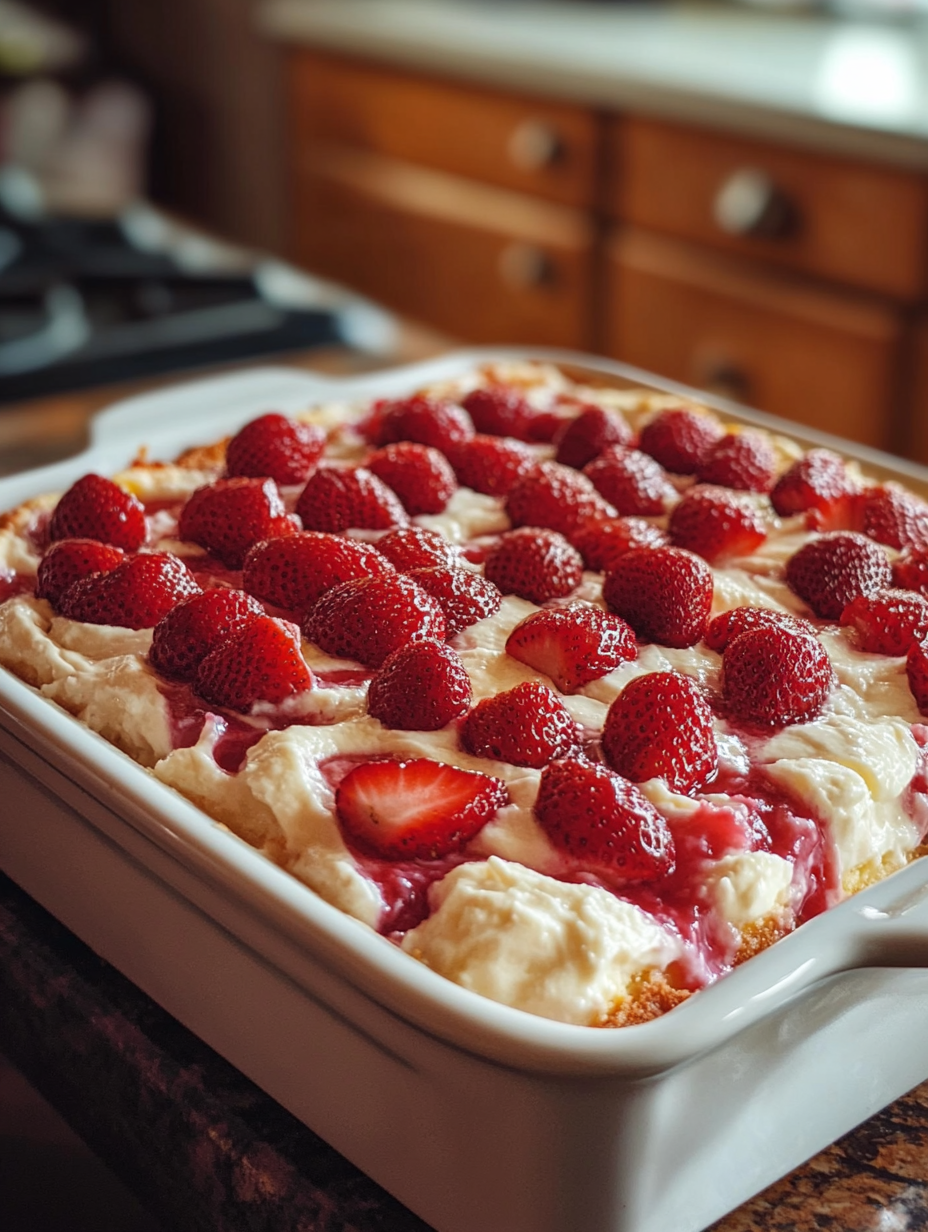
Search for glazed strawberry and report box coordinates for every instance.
[295,466,407,533]
[770,449,860,529]
[696,430,776,493]
[59,552,200,629]
[638,406,724,474]
[304,573,446,667]
[859,485,928,551]
[225,412,325,485]
[894,548,928,596]
[534,757,675,882]
[35,539,125,605]
[839,588,928,656]
[906,638,928,714]
[602,671,718,794]
[572,517,669,573]
[406,566,502,636]
[367,639,472,730]
[704,605,815,653]
[335,757,507,860]
[583,446,674,517]
[196,614,313,712]
[603,546,713,648]
[460,385,535,439]
[149,588,264,681]
[505,603,637,693]
[448,434,535,497]
[668,485,768,564]
[785,531,892,620]
[366,442,457,515]
[243,531,394,612]
[553,404,633,470]
[376,525,460,572]
[723,626,834,726]
[48,473,147,551]
[460,681,579,768]
[364,395,474,452]
[483,527,583,604]
[178,476,297,568]
[505,461,616,539]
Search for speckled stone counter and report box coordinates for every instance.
[2,869,928,1232]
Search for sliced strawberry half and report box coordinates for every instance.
[367,639,472,731]
[907,638,928,714]
[447,433,536,497]
[35,538,125,605]
[603,546,713,648]
[225,412,325,485]
[460,680,579,768]
[460,385,535,439]
[602,671,718,794]
[704,605,815,653]
[178,476,297,568]
[59,552,201,629]
[505,461,616,539]
[668,485,768,564]
[571,517,669,573]
[483,527,583,605]
[770,449,860,529]
[840,588,928,656]
[295,466,407,533]
[149,588,264,681]
[505,603,637,693]
[243,532,394,612]
[48,473,147,551]
[304,573,446,667]
[406,566,502,636]
[363,395,474,452]
[638,406,724,475]
[859,484,928,552]
[534,757,675,883]
[553,403,633,470]
[894,548,928,596]
[366,441,457,515]
[785,531,892,620]
[696,429,776,493]
[335,757,507,859]
[723,626,834,727]
[196,613,313,712]
[583,446,674,517]
[376,525,460,572]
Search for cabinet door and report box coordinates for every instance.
[605,229,904,450]
[907,317,928,465]
[613,117,928,303]
[292,147,595,348]
[290,50,600,208]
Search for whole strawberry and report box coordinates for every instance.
[483,527,583,604]
[376,525,460,572]
[572,517,669,573]
[366,442,457,515]
[149,588,264,681]
[859,485,928,552]
[367,639,472,730]
[364,395,474,452]
[304,573,446,667]
[505,603,637,693]
[704,605,815,653]
[196,614,313,712]
[460,385,535,439]
[534,757,675,882]
[906,638,928,714]
[668,485,768,564]
[583,446,674,517]
[603,546,713,648]
[335,757,507,860]
[35,539,125,605]
[49,473,147,551]
[178,476,297,568]
[723,626,834,726]
[243,531,394,612]
[59,552,200,629]
[840,588,928,656]
[406,566,502,636]
[295,466,407,533]
[785,531,892,620]
[696,429,776,492]
[638,406,724,474]
[447,433,535,496]
[602,671,718,794]
[225,412,325,485]
[460,680,579,767]
[770,449,860,529]
[505,461,616,538]
[553,403,633,470]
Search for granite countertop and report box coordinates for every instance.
[260,0,928,168]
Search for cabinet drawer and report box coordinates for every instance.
[612,117,928,302]
[907,317,928,464]
[605,230,903,450]
[289,50,599,208]
[292,148,594,348]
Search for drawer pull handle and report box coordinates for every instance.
[508,120,563,171]
[498,242,554,290]
[693,353,752,404]
[712,168,795,240]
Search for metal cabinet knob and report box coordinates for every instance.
[507,120,563,171]
[498,242,555,290]
[712,168,795,240]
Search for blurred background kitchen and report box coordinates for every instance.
[2,0,928,1224]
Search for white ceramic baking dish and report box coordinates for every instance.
[4,349,928,1232]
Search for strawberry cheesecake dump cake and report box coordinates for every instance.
[2,361,928,1027]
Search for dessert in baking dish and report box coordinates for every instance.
[2,360,928,1027]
